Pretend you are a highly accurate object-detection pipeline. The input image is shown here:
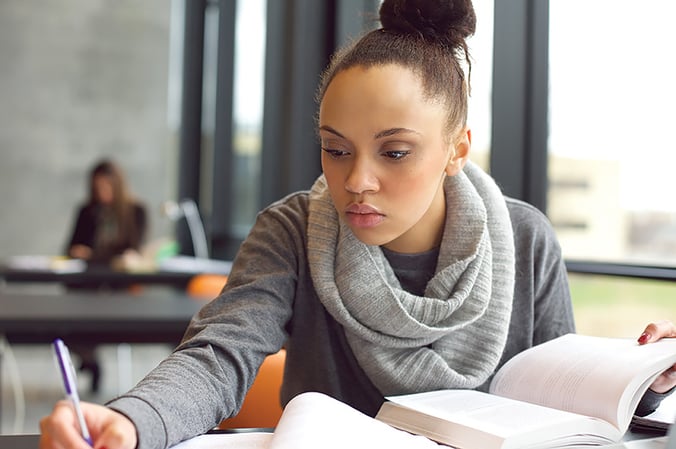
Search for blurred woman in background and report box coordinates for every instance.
[66,158,147,266]
[64,158,147,392]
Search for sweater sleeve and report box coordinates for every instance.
[107,194,308,449]
[634,388,675,417]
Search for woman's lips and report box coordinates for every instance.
[345,204,385,228]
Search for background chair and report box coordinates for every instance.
[219,349,286,429]
[186,273,286,428]
[186,273,228,300]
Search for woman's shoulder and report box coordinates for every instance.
[75,202,97,218]
[248,191,311,240]
[259,190,311,219]
[505,196,563,254]
[234,191,311,267]
[505,197,552,231]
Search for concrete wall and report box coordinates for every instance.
[0,0,178,259]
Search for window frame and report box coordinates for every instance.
[491,0,676,280]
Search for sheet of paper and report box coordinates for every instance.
[566,437,667,449]
[169,432,273,449]
[269,392,444,449]
[490,334,676,431]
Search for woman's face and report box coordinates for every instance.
[93,174,114,205]
[319,64,469,253]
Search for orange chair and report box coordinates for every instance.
[187,274,285,428]
[186,273,228,300]
[219,349,286,429]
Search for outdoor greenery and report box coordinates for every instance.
[569,274,676,338]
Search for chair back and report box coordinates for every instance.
[186,274,228,300]
[219,349,286,429]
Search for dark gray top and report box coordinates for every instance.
[108,194,577,449]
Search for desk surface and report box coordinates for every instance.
[1,267,196,289]
[1,256,232,289]
[0,434,39,449]
[0,291,202,345]
[0,432,667,449]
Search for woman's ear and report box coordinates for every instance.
[445,128,471,176]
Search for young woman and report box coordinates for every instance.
[41,1,676,448]
[64,159,148,393]
[66,159,147,266]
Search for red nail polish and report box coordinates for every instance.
[638,332,650,344]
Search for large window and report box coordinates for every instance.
[548,2,676,336]
[230,0,267,236]
[548,1,676,267]
[466,0,494,171]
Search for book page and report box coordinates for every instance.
[565,437,668,449]
[379,389,620,449]
[489,334,676,432]
[268,392,444,449]
[169,432,273,449]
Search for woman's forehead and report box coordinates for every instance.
[319,65,445,131]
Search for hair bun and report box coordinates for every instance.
[379,0,476,47]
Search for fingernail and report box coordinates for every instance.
[638,332,651,344]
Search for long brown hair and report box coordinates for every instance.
[87,159,139,244]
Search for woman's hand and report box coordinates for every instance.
[638,320,676,394]
[69,244,92,260]
[40,400,137,449]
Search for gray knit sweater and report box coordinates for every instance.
[107,193,576,449]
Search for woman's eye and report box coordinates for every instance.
[321,147,349,158]
[383,150,410,161]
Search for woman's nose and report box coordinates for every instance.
[344,158,379,194]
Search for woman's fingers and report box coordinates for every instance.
[39,401,137,449]
[39,401,91,449]
[637,320,676,345]
[650,363,676,394]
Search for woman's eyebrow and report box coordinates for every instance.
[374,128,420,139]
[320,126,420,140]
[318,125,344,138]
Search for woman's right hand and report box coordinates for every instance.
[40,400,138,449]
[69,244,93,260]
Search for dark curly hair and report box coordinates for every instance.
[317,0,476,140]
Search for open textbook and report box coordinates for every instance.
[170,334,676,449]
[376,333,676,449]
[170,391,444,449]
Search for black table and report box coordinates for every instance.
[1,267,195,290]
[0,291,204,426]
[0,430,274,448]
[0,291,202,345]
[0,434,39,449]
[0,256,232,290]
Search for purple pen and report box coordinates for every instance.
[53,338,93,446]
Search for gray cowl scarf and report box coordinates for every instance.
[307,161,515,395]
